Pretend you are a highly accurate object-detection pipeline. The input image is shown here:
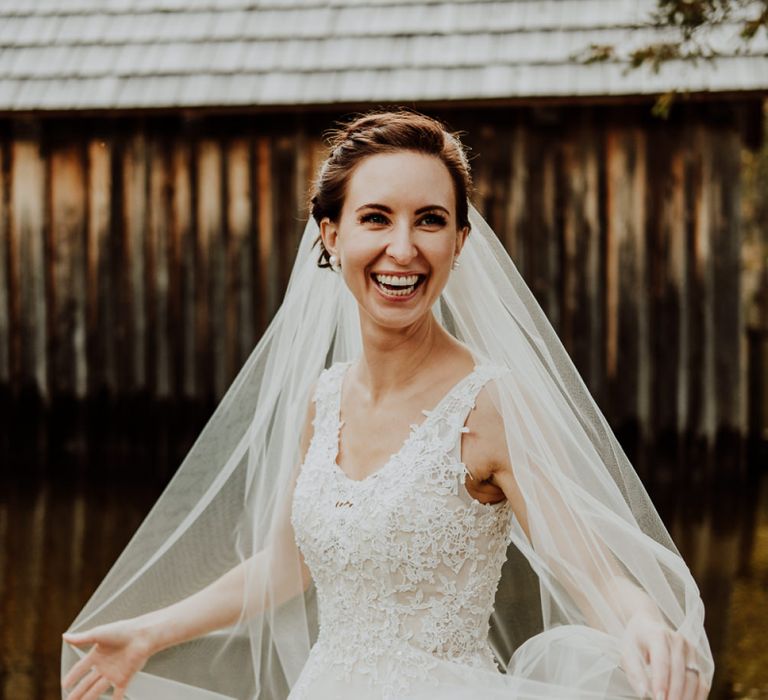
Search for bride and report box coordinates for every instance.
[61,109,712,700]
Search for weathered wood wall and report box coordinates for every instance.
[0,105,751,445]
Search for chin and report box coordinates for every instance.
[363,297,435,331]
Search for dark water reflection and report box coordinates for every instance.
[1,398,766,700]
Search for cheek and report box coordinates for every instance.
[425,239,456,269]
[339,232,390,267]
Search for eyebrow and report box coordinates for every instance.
[355,203,451,216]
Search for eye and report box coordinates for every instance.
[419,213,447,227]
[359,212,389,225]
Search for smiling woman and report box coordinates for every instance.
[62,109,713,700]
[318,151,464,325]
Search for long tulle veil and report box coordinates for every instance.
[61,204,713,699]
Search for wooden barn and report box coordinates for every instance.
[1,0,767,460]
[2,5,768,698]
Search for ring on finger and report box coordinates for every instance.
[685,664,701,675]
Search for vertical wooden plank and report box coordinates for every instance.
[255,137,275,332]
[711,128,746,439]
[505,123,527,266]
[524,129,559,329]
[294,127,310,233]
[300,134,328,283]
[226,138,254,369]
[49,143,87,398]
[122,133,148,393]
[542,138,559,330]
[489,128,514,242]
[0,140,9,385]
[688,127,717,445]
[561,129,603,399]
[273,135,296,304]
[472,126,493,219]
[86,138,114,396]
[605,127,650,439]
[171,140,194,399]
[648,129,688,442]
[148,139,171,399]
[670,143,689,438]
[472,122,514,238]
[110,136,130,396]
[11,137,47,398]
[307,137,327,196]
[197,139,225,399]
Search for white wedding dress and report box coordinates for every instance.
[289,360,522,699]
[62,203,712,700]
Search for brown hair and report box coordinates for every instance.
[309,108,474,268]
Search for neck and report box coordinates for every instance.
[355,310,458,401]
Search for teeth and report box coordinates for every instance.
[380,284,416,297]
[374,274,420,287]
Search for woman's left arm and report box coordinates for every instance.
[465,385,709,700]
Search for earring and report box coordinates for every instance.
[452,258,460,270]
[329,254,341,272]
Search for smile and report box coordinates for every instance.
[371,273,426,298]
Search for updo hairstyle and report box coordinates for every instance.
[309,109,474,268]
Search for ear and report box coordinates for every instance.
[319,217,339,258]
[455,225,470,257]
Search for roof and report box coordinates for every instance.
[0,0,766,111]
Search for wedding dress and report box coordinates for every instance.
[289,361,513,699]
[62,205,713,700]
[288,360,635,700]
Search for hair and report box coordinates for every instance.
[309,108,474,268]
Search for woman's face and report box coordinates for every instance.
[320,150,468,330]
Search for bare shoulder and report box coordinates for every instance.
[462,377,511,479]
[463,374,531,539]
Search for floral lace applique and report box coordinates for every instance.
[290,361,515,699]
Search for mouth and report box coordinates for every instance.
[370,272,427,299]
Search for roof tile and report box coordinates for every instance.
[0,0,766,111]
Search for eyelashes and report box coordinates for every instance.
[358,212,447,227]
[420,213,447,227]
[358,213,386,225]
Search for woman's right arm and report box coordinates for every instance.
[62,385,317,700]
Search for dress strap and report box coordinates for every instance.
[428,365,510,483]
[307,362,352,466]
[312,361,350,413]
[426,364,509,430]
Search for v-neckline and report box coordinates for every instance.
[331,361,481,485]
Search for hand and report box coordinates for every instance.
[62,619,153,700]
[620,612,710,700]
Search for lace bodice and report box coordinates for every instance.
[290,361,515,698]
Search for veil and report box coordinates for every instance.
[61,203,713,699]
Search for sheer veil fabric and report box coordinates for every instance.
[61,204,713,699]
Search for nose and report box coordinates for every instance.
[385,220,417,266]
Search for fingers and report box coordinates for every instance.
[694,658,711,700]
[81,676,112,700]
[66,668,100,700]
[696,679,711,700]
[681,668,698,700]
[648,629,671,700]
[63,630,98,647]
[62,648,96,690]
[666,632,687,699]
[621,645,651,698]
[624,618,710,700]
